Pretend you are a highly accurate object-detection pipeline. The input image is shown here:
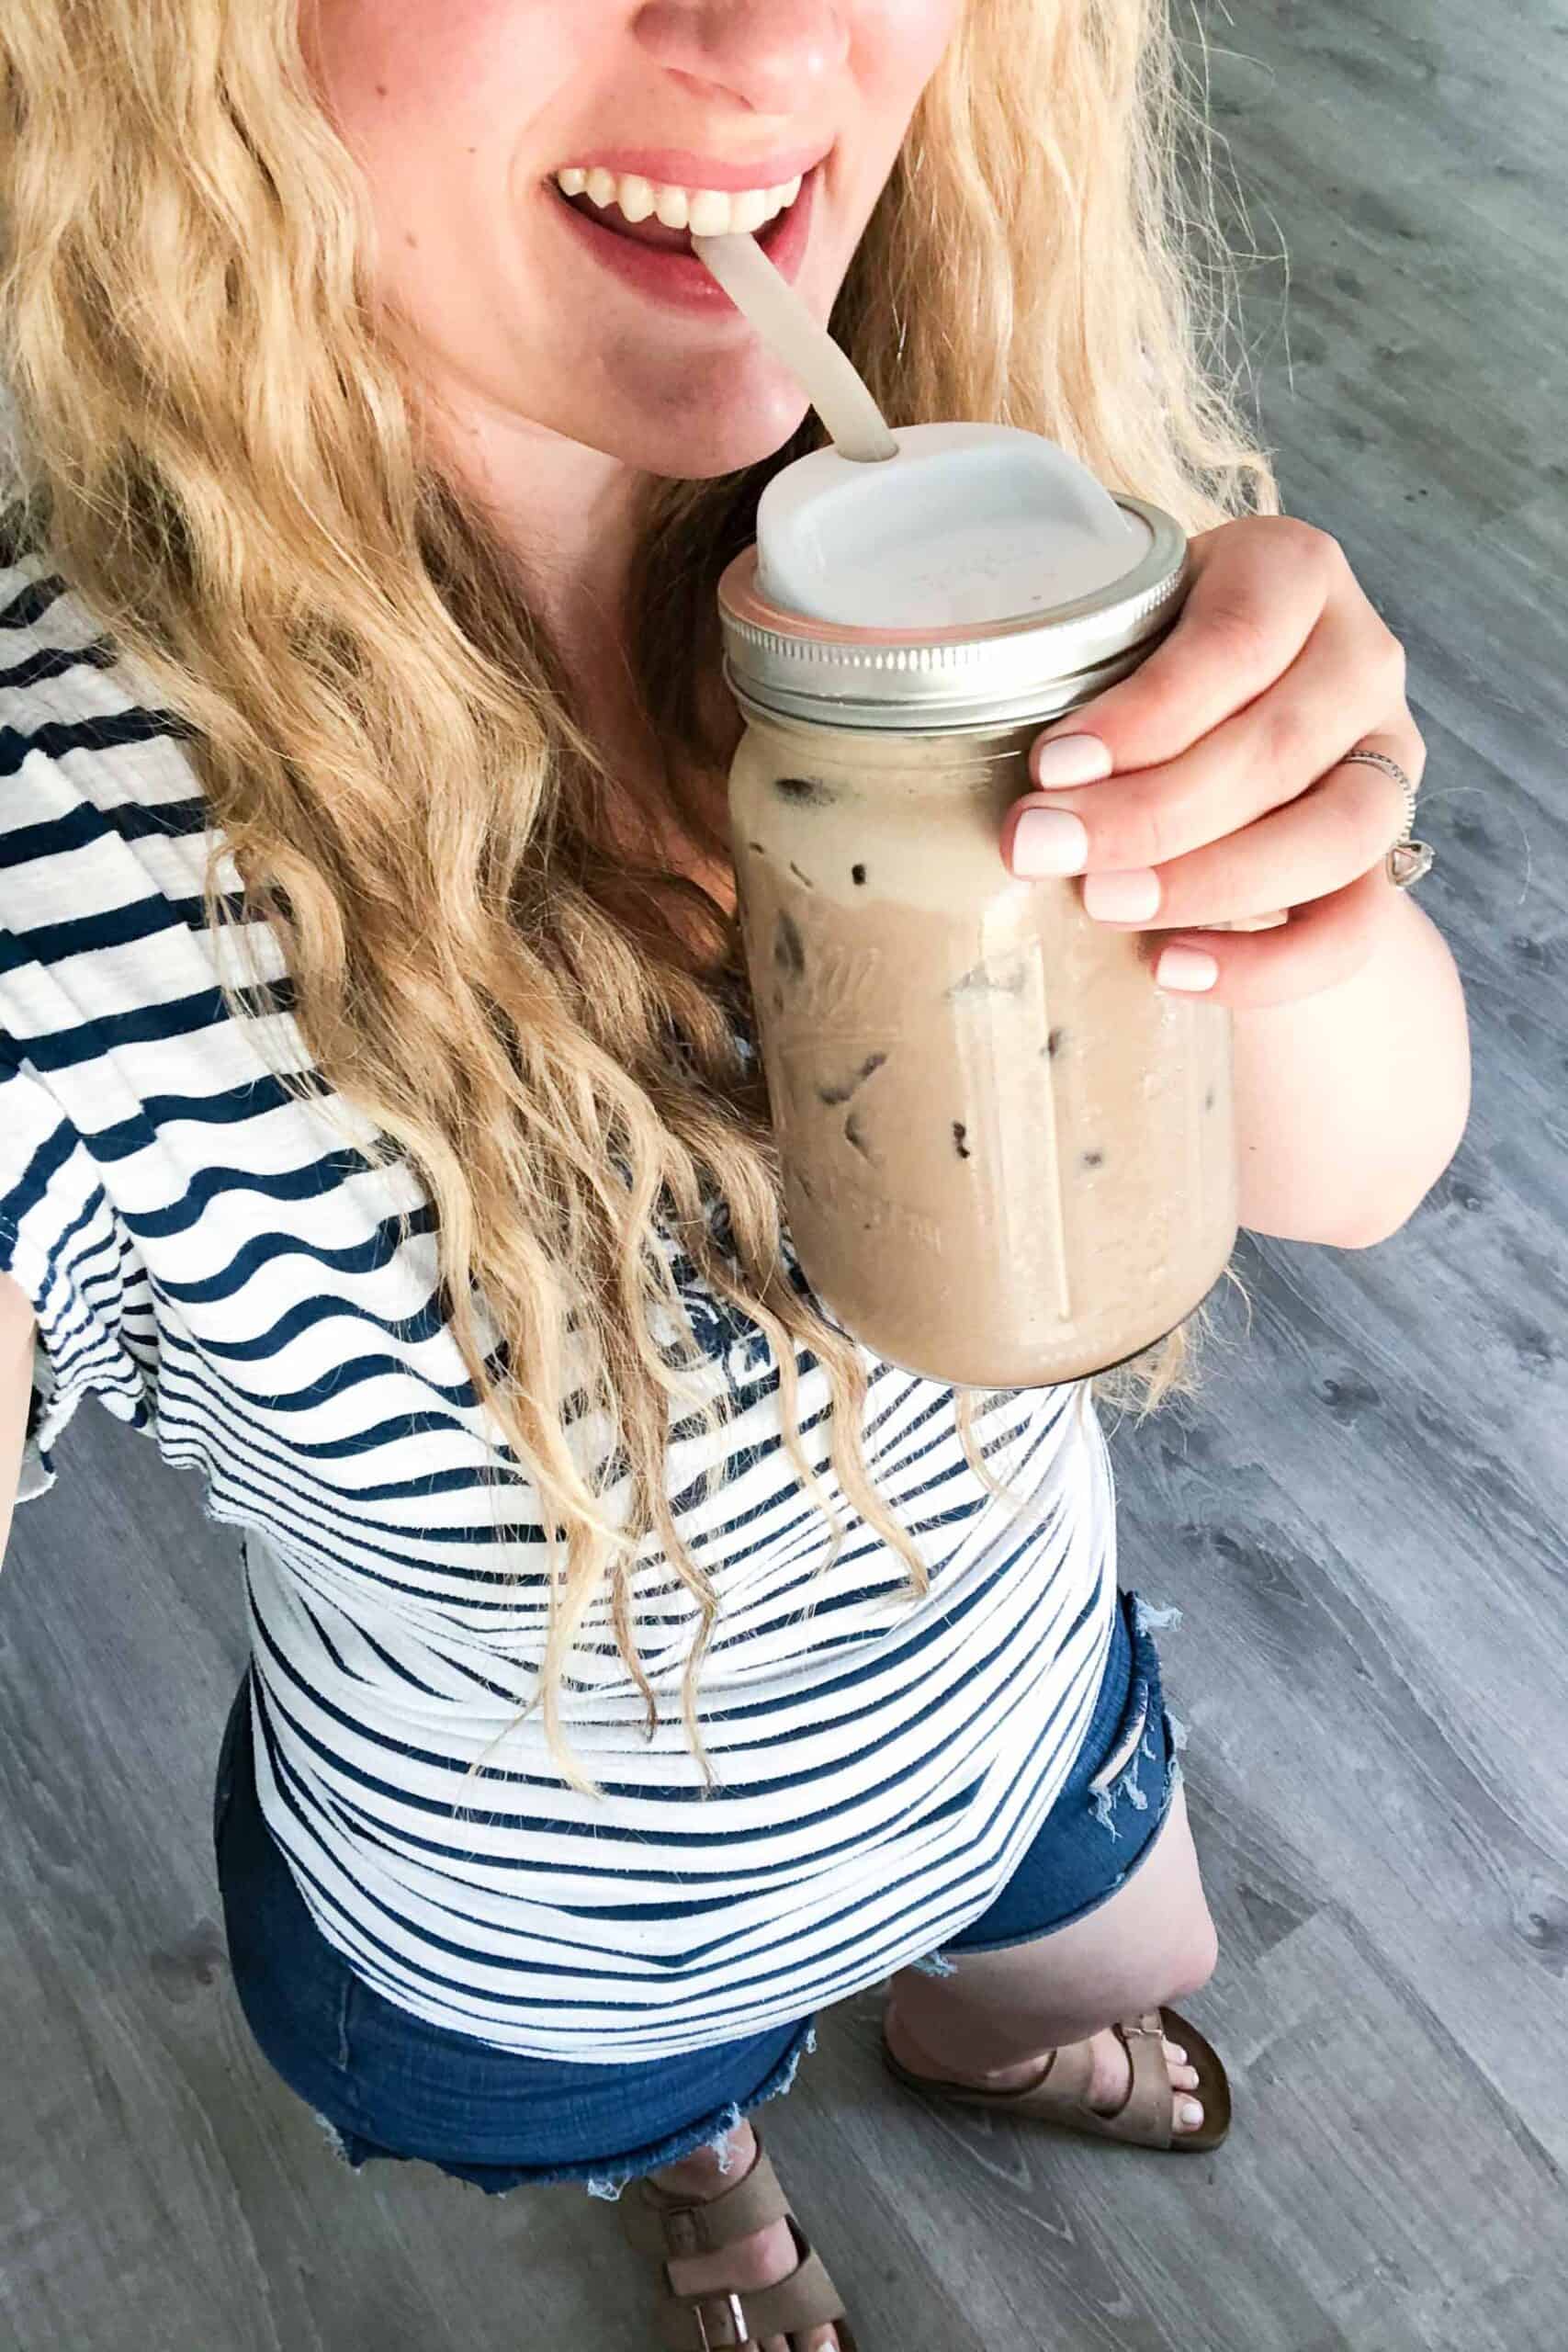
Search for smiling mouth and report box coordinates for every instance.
[548,166,812,257]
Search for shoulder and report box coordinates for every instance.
[0,524,213,936]
[1,518,208,808]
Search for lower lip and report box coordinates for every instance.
[547,164,819,313]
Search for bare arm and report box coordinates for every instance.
[1232,890,1472,1250]
[0,1271,36,1565]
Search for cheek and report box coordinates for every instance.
[305,0,580,174]
[854,0,964,107]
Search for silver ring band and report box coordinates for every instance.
[1340,748,1436,890]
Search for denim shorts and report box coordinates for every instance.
[211,1583,1183,2201]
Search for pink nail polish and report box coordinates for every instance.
[1011,807,1090,876]
[1156,946,1219,993]
[1032,733,1113,788]
[1084,869,1162,924]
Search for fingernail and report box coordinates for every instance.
[1084,868,1162,923]
[1032,733,1113,787]
[1011,807,1090,876]
[1156,946,1220,992]
[1179,2098,1204,2128]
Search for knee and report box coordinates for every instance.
[1162,1908,1219,2003]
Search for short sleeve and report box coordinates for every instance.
[0,1046,154,1506]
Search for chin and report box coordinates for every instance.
[565,364,814,482]
[651,409,811,481]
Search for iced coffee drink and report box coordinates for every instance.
[716,476,1238,1389]
[728,710,1235,1387]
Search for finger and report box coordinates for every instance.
[1079,732,1415,933]
[1144,863,1395,1009]
[1028,516,1342,785]
[1005,598,1418,883]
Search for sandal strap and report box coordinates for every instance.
[652,2222,847,2350]
[884,2026,1096,2108]
[1110,2009,1176,2148]
[618,2134,788,2260]
[883,1998,1223,2157]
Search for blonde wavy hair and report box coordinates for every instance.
[0,0,1275,1797]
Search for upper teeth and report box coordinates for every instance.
[553,165,805,236]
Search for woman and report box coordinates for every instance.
[0,2,1470,2346]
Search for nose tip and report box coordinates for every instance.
[636,0,849,113]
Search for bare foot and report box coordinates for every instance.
[884,1998,1206,2136]
[644,2120,840,2352]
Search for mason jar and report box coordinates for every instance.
[716,492,1237,1387]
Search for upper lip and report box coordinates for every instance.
[551,144,830,193]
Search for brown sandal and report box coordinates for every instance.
[617,2121,860,2348]
[882,2002,1232,2154]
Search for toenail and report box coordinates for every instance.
[1179,2098,1203,2127]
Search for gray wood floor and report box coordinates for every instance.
[3,3,1565,2346]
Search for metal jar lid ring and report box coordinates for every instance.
[716,494,1191,735]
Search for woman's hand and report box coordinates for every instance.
[998,515,1427,1009]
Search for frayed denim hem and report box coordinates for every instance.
[583,2022,819,2204]
[1085,1590,1184,1845]
[1132,1597,1183,1636]
[584,2106,748,2204]
[310,2108,356,2165]
[1089,1724,1156,1841]
[307,2017,819,2204]
[906,1950,959,1981]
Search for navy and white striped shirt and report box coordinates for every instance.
[0,538,1117,2061]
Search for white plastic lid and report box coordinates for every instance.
[754,423,1151,630]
